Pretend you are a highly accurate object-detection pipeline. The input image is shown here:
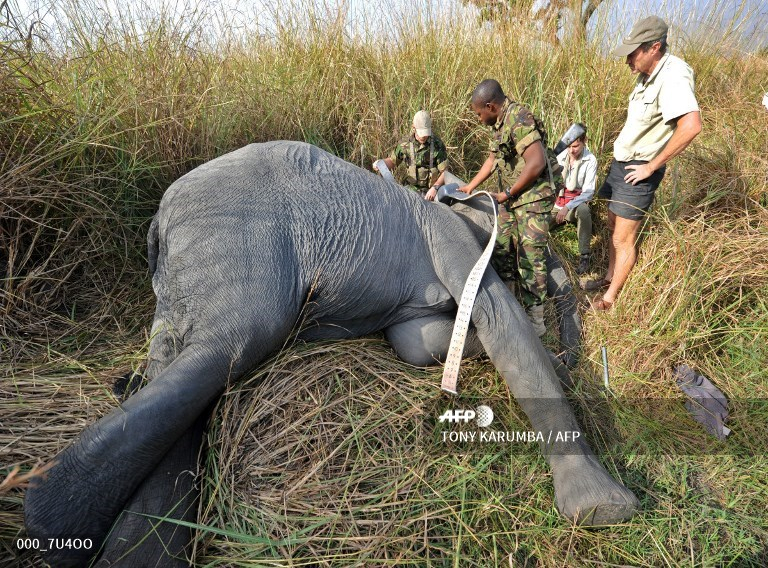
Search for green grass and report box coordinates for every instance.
[2,0,767,566]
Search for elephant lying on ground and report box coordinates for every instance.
[24,141,637,567]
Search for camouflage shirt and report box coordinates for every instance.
[489,98,558,211]
[390,134,448,189]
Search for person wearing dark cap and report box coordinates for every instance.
[587,15,702,310]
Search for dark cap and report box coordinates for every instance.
[612,16,668,57]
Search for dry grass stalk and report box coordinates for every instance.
[0,462,54,495]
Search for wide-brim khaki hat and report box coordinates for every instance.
[413,110,432,137]
[612,15,668,57]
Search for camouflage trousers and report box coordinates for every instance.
[491,204,552,308]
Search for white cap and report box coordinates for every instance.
[413,110,432,137]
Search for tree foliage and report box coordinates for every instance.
[461,0,603,43]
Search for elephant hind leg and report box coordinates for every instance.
[23,346,230,568]
[95,323,203,566]
[384,314,484,367]
[92,412,208,567]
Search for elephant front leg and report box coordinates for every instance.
[469,276,638,525]
[385,314,573,387]
[550,451,639,525]
[518,398,639,525]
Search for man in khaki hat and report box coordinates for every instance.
[586,15,702,310]
[374,110,449,200]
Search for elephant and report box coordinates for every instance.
[23,141,638,567]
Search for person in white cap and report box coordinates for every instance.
[552,122,597,275]
[374,110,449,200]
[586,15,702,310]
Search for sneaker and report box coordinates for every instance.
[589,297,614,311]
[582,277,611,291]
[576,253,590,275]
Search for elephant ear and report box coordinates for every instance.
[439,172,498,247]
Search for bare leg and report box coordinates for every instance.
[604,213,642,303]
[605,210,616,282]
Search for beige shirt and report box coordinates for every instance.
[614,53,699,162]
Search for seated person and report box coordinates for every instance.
[552,123,597,274]
[374,110,448,201]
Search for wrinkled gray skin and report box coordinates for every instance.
[24,142,637,567]
[545,246,582,372]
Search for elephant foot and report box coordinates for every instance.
[550,453,639,526]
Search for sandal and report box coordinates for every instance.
[590,297,614,311]
[583,277,611,291]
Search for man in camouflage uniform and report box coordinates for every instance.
[459,79,560,336]
[375,110,449,201]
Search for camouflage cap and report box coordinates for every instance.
[612,16,668,57]
[413,110,432,137]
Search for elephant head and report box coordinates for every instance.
[24,141,637,567]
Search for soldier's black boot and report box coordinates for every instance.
[525,304,547,337]
[576,253,590,275]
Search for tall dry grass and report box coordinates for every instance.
[2,0,767,566]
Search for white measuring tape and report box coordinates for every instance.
[439,189,498,395]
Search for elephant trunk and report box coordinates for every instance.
[24,347,227,567]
